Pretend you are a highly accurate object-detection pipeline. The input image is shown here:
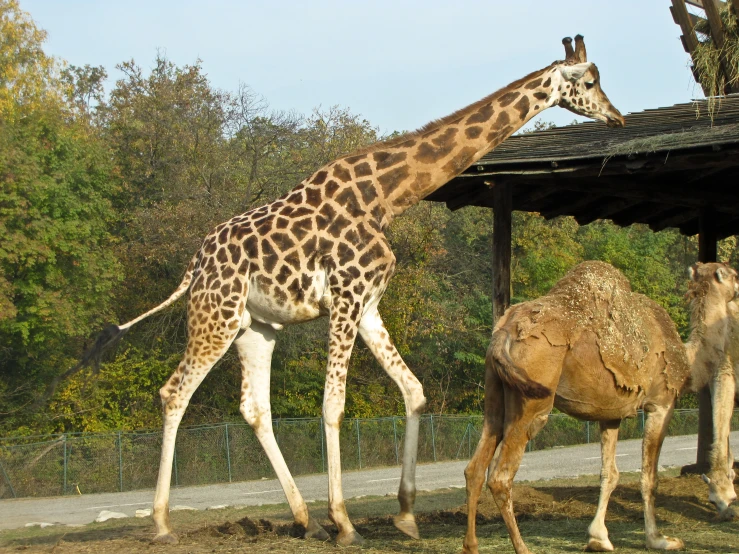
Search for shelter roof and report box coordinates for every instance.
[428,94,739,239]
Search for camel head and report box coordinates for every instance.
[552,35,625,128]
[687,262,739,304]
[702,471,738,514]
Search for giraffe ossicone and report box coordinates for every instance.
[82,35,623,546]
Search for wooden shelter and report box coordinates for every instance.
[427,93,739,469]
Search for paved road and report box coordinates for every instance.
[2,432,735,531]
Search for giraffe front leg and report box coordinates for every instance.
[324,299,363,546]
[359,306,426,539]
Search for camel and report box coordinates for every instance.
[682,264,739,516]
[463,260,739,554]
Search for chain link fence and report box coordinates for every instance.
[0,409,734,500]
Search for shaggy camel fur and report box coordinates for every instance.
[463,260,739,554]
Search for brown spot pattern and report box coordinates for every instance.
[442,146,477,175]
[414,128,458,163]
[377,165,411,196]
[373,151,407,170]
[333,165,352,182]
[344,154,367,164]
[466,103,494,124]
[357,180,377,204]
[354,162,372,177]
[513,95,530,120]
[465,126,483,140]
[311,171,328,185]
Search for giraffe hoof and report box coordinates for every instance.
[586,537,614,551]
[393,514,420,539]
[336,529,364,547]
[304,519,330,541]
[152,533,179,544]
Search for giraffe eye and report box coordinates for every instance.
[584,81,595,90]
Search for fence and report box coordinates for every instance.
[0,409,735,500]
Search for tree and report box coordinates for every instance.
[0,0,119,433]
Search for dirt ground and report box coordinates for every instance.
[3,471,739,553]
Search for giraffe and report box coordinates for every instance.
[84,35,624,546]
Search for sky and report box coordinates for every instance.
[22,0,701,135]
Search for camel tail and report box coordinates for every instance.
[490,329,551,399]
[82,253,200,371]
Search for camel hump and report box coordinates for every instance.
[490,329,551,399]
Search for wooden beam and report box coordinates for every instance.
[446,184,491,211]
[540,193,603,220]
[671,0,702,54]
[525,178,739,214]
[492,183,512,323]
[611,203,677,227]
[575,198,642,226]
[649,208,700,232]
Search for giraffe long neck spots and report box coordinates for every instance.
[331,66,558,221]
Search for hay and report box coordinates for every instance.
[604,123,739,158]
[692,4,739,116]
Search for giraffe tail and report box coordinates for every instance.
[490,329,551,399]
[82,253,200,371]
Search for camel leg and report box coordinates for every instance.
[234,322,329,541]
[489,392,553,554]
[641,404,683,550]
[706,356,738,513]
[586,420,620,552]
[358,307,426,539]
[152,324,239,543]
[462,358,505,554]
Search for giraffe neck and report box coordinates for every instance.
[335,64,561,223]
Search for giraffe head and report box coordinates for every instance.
[553,35,625,128]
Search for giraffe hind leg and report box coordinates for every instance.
[234,321,329,541]
[151,311,242,543]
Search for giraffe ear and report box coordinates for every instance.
[560,62,592,82]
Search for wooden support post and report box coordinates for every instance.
[492,182,512,323]
[685,208,718,474]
